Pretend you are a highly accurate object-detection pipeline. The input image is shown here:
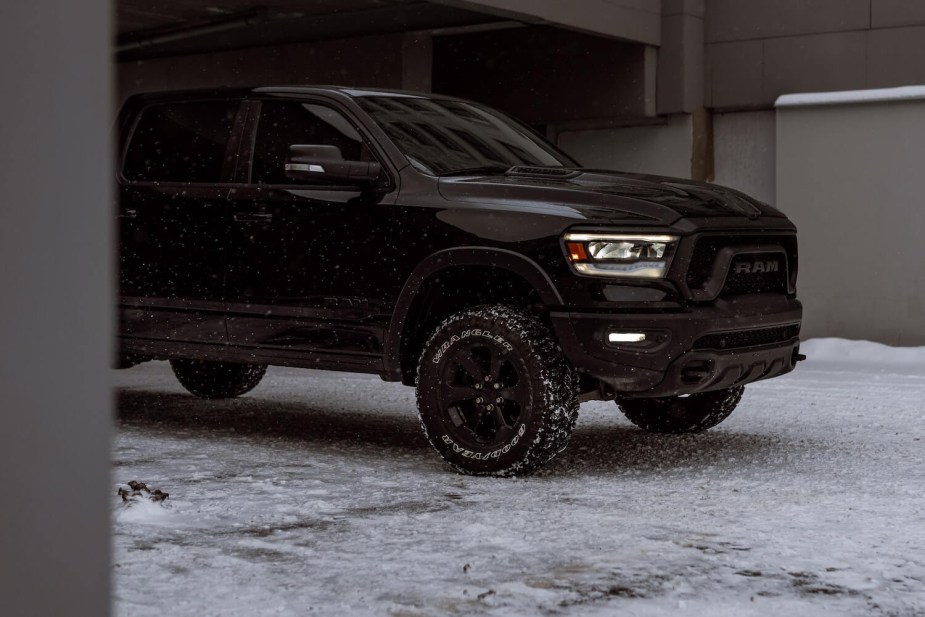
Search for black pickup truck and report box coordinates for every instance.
[116,86,803,476]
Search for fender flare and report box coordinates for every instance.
[382,247,564,378]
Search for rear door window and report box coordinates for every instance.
[123,100,239,183]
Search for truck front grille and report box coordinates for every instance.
[685,234,797,298]
[722,252,789,296]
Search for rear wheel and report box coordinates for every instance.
[617,386,744,434]
[416,305,579,477]
[169,359,267,399]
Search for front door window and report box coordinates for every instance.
[251,101,367,186]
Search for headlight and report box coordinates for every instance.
[563,233,678,278]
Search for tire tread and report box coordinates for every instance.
[416,305,578,476]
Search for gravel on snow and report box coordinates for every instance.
[113,339,925,616]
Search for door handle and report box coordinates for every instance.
[233,212,273,223]
[119,208,137,219]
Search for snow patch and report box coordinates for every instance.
[113,350,925,616]
[114,497,173,524]
[802,337,925,368]
[776,85,925,108]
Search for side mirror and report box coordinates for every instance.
[284,144,382,186]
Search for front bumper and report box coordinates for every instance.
[551,295,803,398]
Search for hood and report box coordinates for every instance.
[437,167,785,226]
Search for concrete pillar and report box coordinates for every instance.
[644,45,658,117]
[657,0,705,115]
[0,2,112,616]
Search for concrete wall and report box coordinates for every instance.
[120,22,660,129]
[557,114,693,178]
[713,110,776,204]
[432,26,652,125]
[439,0,663,45]
[777,92,925,345]
[706,0,925,110]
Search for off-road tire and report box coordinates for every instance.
[617,386,744,434]
[416,305,579,477]
[169,359,267,399]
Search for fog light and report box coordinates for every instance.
[608,332,647,343]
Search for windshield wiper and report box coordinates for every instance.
[438,165,512,177]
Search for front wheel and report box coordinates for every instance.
[416,305,579,477]
[170,359,267,399]
[617,386,744,434]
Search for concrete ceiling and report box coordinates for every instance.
[116,1,663,62]
[116,0,498,60]
[118,0,411,33]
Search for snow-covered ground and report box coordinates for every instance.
[113,339,925,616]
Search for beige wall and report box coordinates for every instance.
[777,92,925,345]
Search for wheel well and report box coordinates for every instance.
[398,266,544,385]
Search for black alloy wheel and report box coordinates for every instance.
[438,338,528,450]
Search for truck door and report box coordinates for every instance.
[118,99,242,345]
[224,98,394,372]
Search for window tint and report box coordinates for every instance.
[252,101,365,185]
[123,101,239,183]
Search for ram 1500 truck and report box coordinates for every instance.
[116,86,803,476]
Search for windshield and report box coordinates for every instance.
[355,95,576,175]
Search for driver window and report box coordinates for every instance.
[252,101,366,185]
